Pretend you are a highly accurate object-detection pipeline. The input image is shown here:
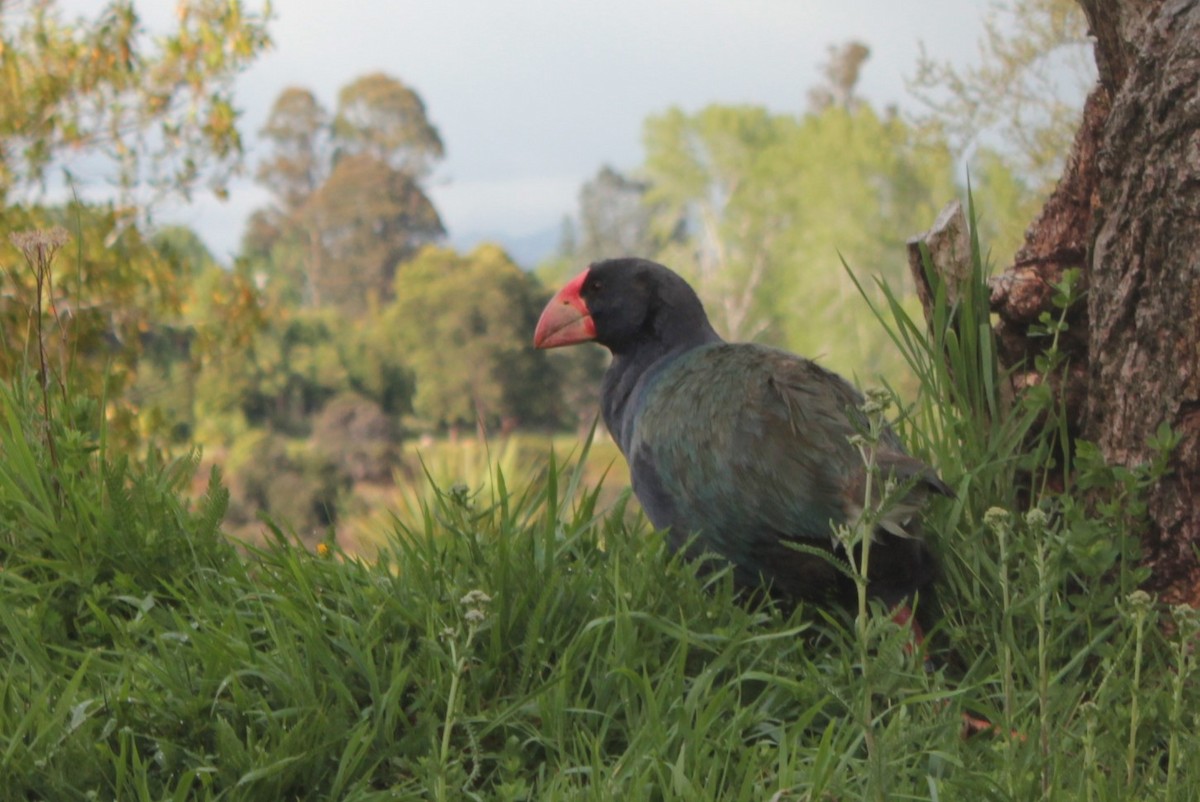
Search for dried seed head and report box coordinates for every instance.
[10,227,69,268]
[459,589,492,608]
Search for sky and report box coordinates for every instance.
[70,0,999,264]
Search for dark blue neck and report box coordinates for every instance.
[601,324,722,454]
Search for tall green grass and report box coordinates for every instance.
[340,432,629,554]
[1,213,1196,800]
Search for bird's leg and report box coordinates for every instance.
[890,603,933,673]
[890,604,924,651]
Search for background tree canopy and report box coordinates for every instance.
[635,45,958,382]
[388,244,561,435]
[0,0,270,204]
[250,74,446,314]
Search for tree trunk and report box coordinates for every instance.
[989,0,1200,605]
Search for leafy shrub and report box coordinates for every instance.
[312,391,398,482]
[225,430,347,543]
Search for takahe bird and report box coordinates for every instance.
[533,257,952,638]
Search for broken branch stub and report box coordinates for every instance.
[906,199,971,330]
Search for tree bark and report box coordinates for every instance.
[989,0,1200,605]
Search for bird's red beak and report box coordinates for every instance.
[534,269,596,348]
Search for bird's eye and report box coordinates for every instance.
[590,280,602,292]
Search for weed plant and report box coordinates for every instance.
[1,213,1196,800]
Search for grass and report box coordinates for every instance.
[2,208,1198,800]
[340,431,630,556]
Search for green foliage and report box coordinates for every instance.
[181,263,270,443]
[390,244,562,433]
[641,99,957,384]
[336,318,416,419]
[122,227,229,444]
[0,373,233,652]
[0,0,271,202]
[216,311,346,433]
[312,392,398,483]
[223,429,347,542]
[152,225,223,279]
[0,1,273,450]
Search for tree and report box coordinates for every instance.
[335,322,414,420]
[248,73,445,313]
[257,87,330,213]
[575,165,681,264]
[908,0,1094,268]
[0,0,271,205]
[388,245,561,435]
[987,0,1200,604]
[303,153,443,312]
[253,88,329,306]
[808,41,873,112]
[642,85,955,381]
[643,104,790,343]
[121,226,232,443]
[536,165,683,300]
[312,392,397,483]
[152,225,221,279]
[333,72,444,177]
[0,3,271,452]
[224,430,346,545]
[909,0,1094,194]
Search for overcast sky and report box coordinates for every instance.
[78,1,1000,262]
